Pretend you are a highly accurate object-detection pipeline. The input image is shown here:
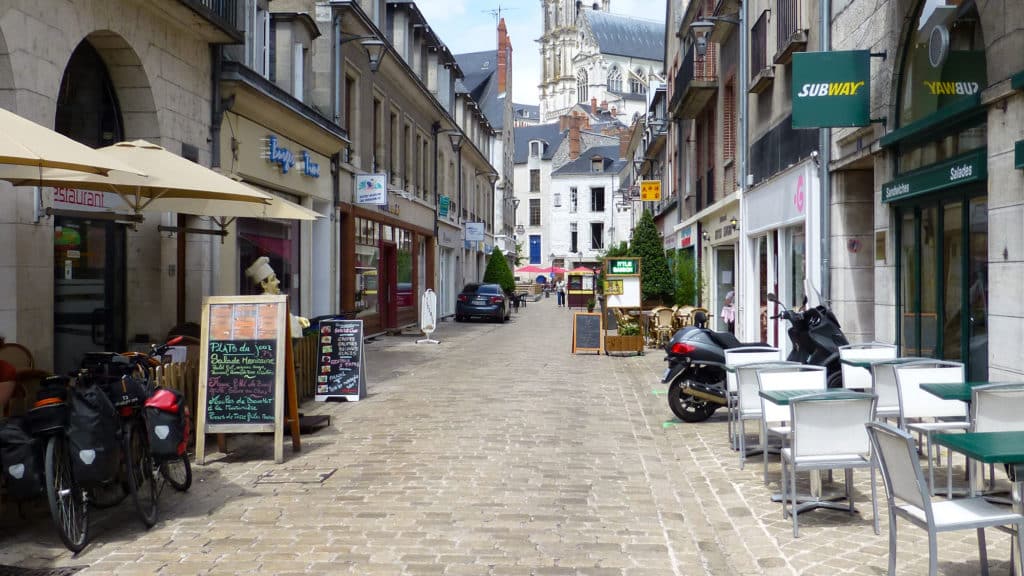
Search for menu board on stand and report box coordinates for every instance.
[195,295,300,464]
[314,317,367,401]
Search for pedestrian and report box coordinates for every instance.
[720,290,735,333]
[556,277,566,307]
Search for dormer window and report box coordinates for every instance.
[530,140,543,157]
[591,157,604,173]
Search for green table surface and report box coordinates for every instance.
[758,389,869,405]
[919,381,998,402]
[933,431,1024,464]
[839,356,933,369]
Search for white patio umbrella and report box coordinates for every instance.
[3,139,272,214]
[0,107,145,176]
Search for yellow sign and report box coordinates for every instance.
[604,279,624,295]
[640,180,662,201]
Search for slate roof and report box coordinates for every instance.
[513,103,540,122]
[552,145,627,176]
[513,123,565,164]
[454,50,507,131]
[585,11,664,61]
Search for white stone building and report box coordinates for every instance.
[538,1,665,124]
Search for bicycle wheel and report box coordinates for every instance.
[45,434,89,552]
[125,419,158,527]
[159,453,192,492]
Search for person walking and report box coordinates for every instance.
[556,277,566,307]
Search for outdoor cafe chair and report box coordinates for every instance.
[735,361,801,469]
[839,342,897,390]
[865,422,1024,576]
[871,358,934,424]
[782,391,878,537]
[894,360,968,496]
[723,347,781,451]
[757,364,827,485]
[968,383,1024,495]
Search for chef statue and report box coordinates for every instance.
[245,256,309,336]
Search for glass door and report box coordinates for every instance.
[53,216,126,375]
[715,247,735,332]
[966,197,988,380]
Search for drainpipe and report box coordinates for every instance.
[738,0,749,337]
[333,12,342,125]
[819,0,832,303]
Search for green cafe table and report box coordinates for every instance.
[920,381,1015,403]
[758,389,869,512]
[934,431,1024,575]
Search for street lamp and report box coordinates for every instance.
[339,33,387,72]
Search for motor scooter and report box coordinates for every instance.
[662,287,848,423]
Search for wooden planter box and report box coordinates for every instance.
[605,334,644,354]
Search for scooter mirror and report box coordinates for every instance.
[766,293,777,303]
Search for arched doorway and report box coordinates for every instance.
[52,39,128,375]
[888,0,988,380]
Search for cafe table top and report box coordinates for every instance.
[839,356,934,369]
[933,431,1024,464]
[758,388,869,405]
[919,381,1003,402]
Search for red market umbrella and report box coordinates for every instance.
[516,264,546,273]
[548,266,567,274]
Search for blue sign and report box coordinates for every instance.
[267,136,295,174]
[300,151,320,178]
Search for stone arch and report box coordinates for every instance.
[61,30,159,143]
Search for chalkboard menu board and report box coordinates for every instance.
[196,295,289,464]
[314,318,366,401]
[572,312,603,354]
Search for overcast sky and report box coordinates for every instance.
[414,0,667,105]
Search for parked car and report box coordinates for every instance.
[455,283,509,323]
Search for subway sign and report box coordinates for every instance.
[792,50,871,128]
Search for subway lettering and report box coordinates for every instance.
[923,81,980,96]
[796,81,865,97]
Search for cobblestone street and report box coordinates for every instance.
[0,297,1017,575]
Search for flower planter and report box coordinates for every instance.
[605,334,644,355]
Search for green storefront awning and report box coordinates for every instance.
[879,94,983,149]
[1012,70,1024,91]
[881,149,987,203]
[1016,140,1024,170]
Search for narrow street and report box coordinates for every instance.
[1,297,1015,575]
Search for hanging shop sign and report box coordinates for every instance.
[355,173,388,205]
[439,195,450,217]
[881,149,986,203]
[792,50,870,128]
[1015,140,1024,170]
[679,225,695,248]
[465,222,484,242]
[640,180,662,201]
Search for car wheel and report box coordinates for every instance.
[455,315,463,322]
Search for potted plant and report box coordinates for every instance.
[586,297,595,312]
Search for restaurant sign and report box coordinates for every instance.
[792,50,870,128]
[606,258,640,276]
[881,149,986,203]
[264,135,319,177]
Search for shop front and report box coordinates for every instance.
[342,175,435,336]
[700,203,740,333]
[438,222,462,319]
[215,108,340,330]
[740,160,820,351]
[878,0,989,381]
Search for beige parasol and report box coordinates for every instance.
[4,139,272,214]
[0,107,146,176]
[131,192,321,222]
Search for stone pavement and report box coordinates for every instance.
[0,297,1017,574]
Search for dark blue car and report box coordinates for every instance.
[455,283,509,323]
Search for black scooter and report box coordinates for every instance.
[662,292,848,423]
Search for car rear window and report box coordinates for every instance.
[461,283,482,293]
[478,284,502,294]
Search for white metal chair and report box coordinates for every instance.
[723,346,781,450]
[782,391,879,537]
[894,360,968,496]
[734,361,800,470]
[839,343,897,390]
[756,364,827,485]
[870,358,933,423]
[968,383,1024,495]
[865,422,1024,576]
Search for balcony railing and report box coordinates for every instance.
[749,10,774,93]
[177,0,243,40]
[774,0,808,64]
[669,44,718,118]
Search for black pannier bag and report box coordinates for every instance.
[80,352,148,409]
[67,384,119,488]
[0,418,42,500]
[26,375,71,436]
[145,388,187,457]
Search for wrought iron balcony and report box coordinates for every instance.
[668,45,718,119]
[174,0,243,43]
[774,0,808,65]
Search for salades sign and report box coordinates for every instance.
[881,149,986,203]
[792,50,871,128]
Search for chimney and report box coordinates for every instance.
[619,129,631,159]
[496,18,510,94]
[611,106,617,117]
[590,97,597,115]
[569,116,581,161]
[600,99,608,111]
[559,114,571,131]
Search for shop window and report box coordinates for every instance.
[238,212,302,316]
